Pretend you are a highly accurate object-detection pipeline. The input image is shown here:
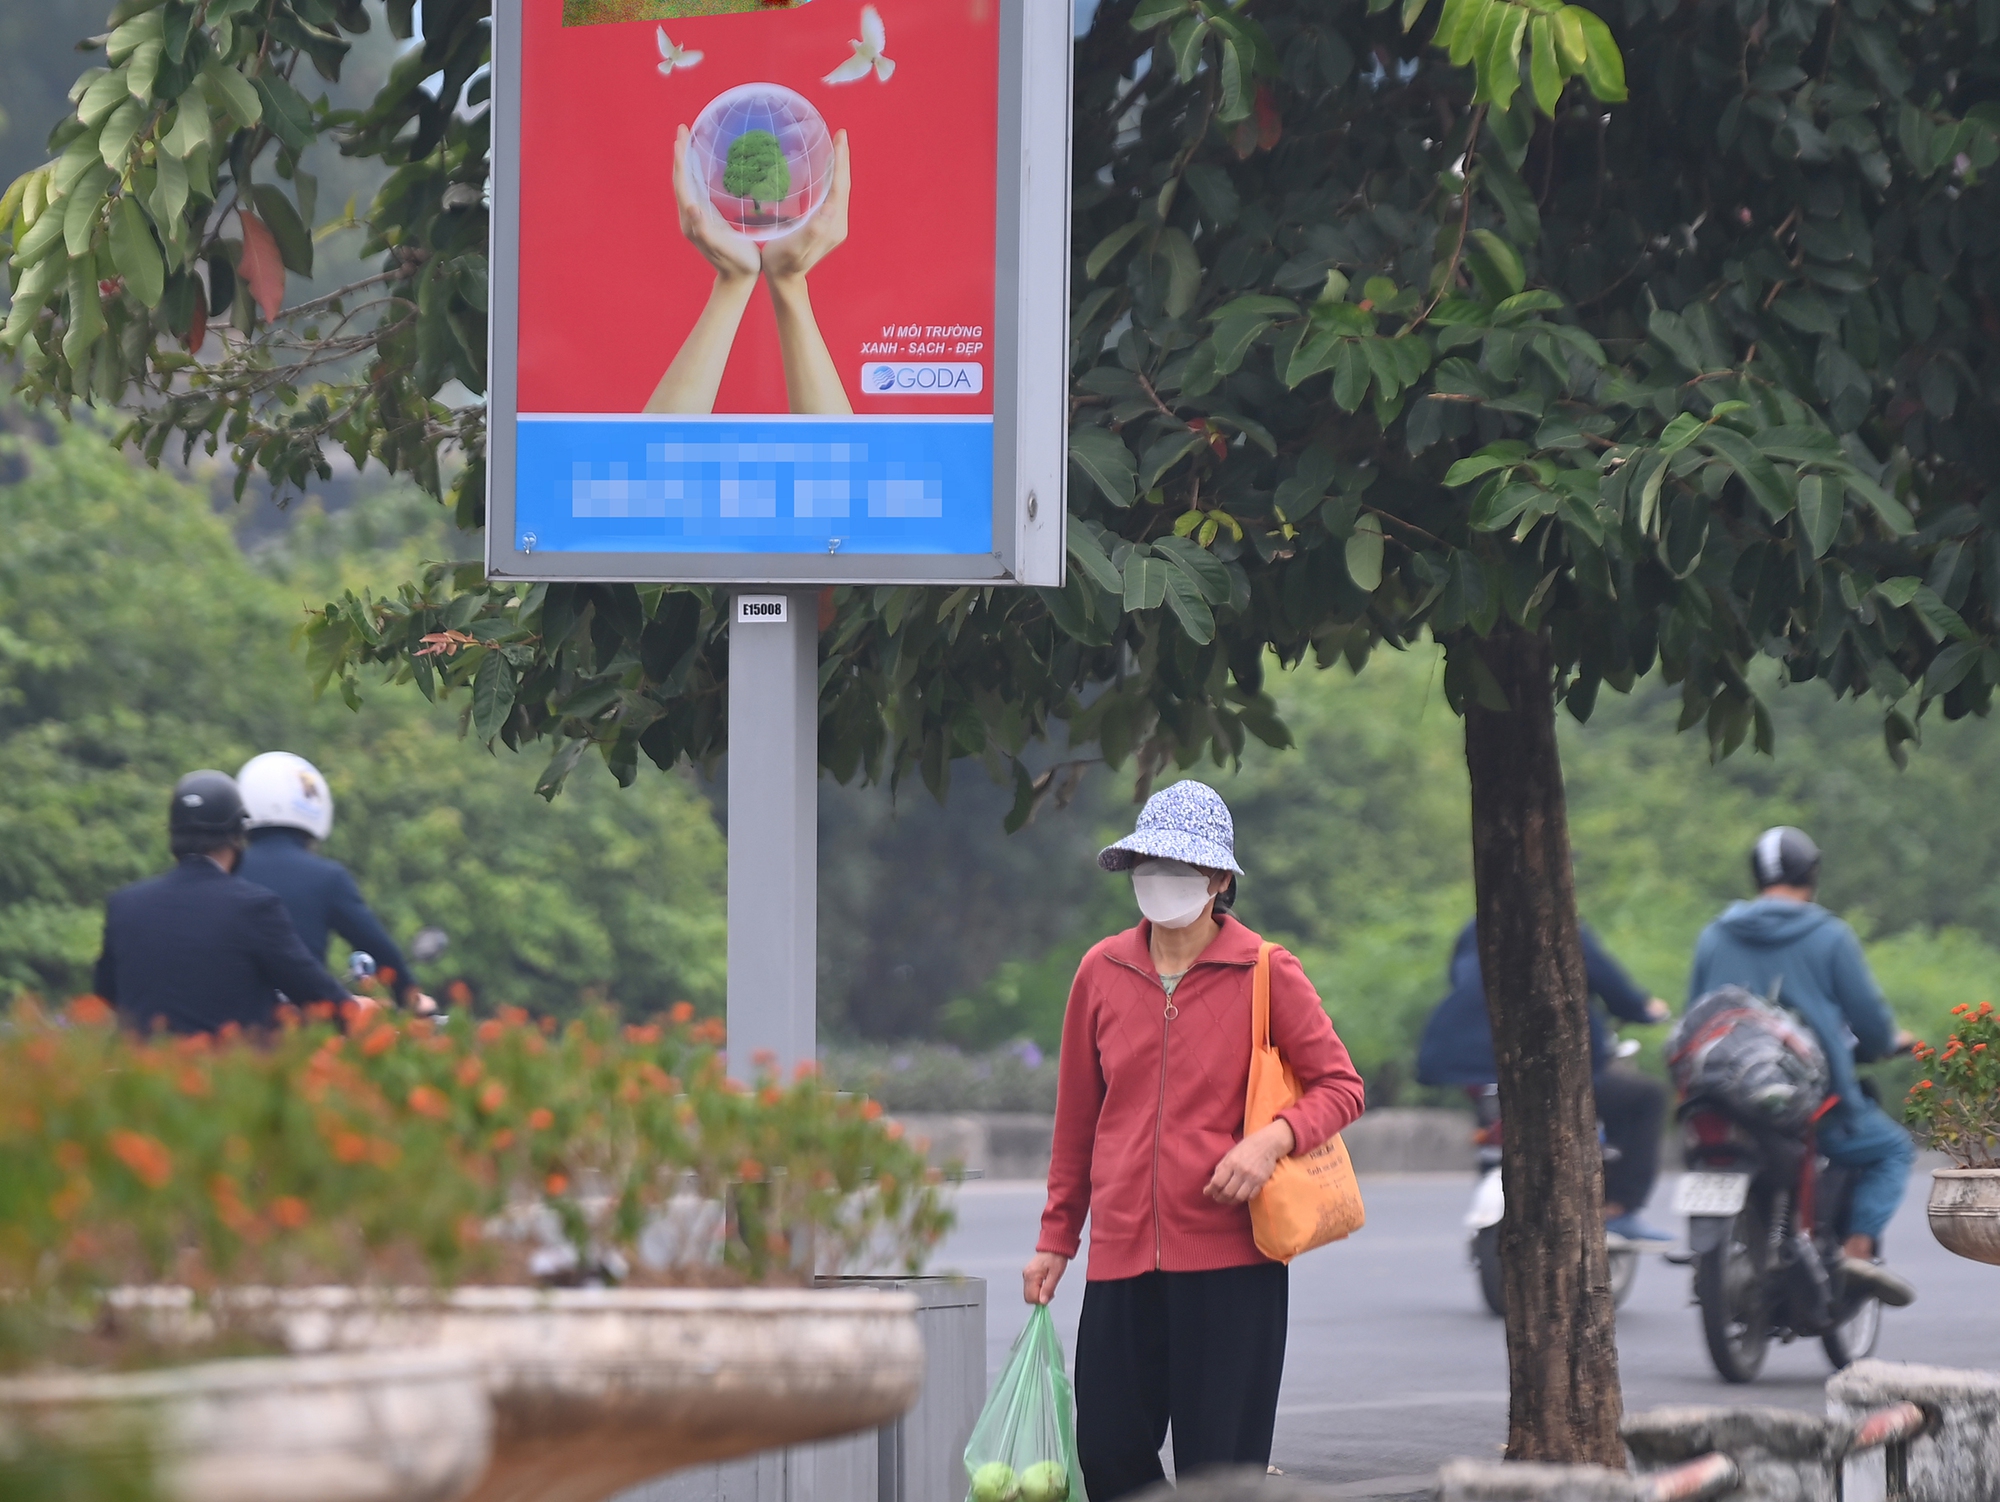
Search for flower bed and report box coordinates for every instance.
[0,996,949,1367]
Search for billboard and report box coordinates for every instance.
[487,0,1071,585]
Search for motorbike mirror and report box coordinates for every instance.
[347,951,377,979]
[411,926,450,964]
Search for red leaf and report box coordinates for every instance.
[1254,86,1283,151]
[185,291,207,353]
[237,209,285,322]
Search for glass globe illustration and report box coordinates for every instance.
[687,84,834,242]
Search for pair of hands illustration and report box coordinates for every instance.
[673,123,851,286]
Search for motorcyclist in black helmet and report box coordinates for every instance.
[92,770,350,1036]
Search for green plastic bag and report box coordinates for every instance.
[962,1305,1087,1502]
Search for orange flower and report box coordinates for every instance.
[332,1130,370,1164]
[491,1129,516,1151]
[527,1107,554,1132]
[1953,1004,1970,1015]
[271,1196,310,1230]
[53,1141,87,1173]
[793,1060,819,1081]
[692,1018,726,1045]
[861,1100,883,1121]
[478,1081,508,1113]
[477,1019,506,1043]
[67,994,114,1028]
[752,1048,778,1068]
[625,1023,662,1046]
[361,1024,399,1057]
[738,1158,765,1182]
[49,1180,91,1221]
[408,1085,451,1121]
[1919,1079,1935,1090]
[759,1086,782,1106]
[456,1057,485,1086]
[177,1066,210,1098]
[447,979,473,1005]
[107,1130,172,1189]
[500,1005,530,1028]
[545,1172,570,1195]
[885,1122,905,1141]
[668,1001,695,1024]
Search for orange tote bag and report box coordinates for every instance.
[1245,941,1366,1262]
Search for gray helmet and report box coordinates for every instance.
[1751,826,1820,890]
[169,770,247,839]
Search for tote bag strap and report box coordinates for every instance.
[1251,940,1275,1050]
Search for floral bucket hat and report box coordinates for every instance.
[1097,780,1244,876]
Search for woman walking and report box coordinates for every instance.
[1023,781,1366,1500]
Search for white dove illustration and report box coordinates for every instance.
[823,6,894,84]
[656,26,702,76]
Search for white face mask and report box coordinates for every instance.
[1131,859,1215,930]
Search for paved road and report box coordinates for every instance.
[931,1171,1997,1492]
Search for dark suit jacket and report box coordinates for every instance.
[93,855,348,1035]
[238,829,413,1002]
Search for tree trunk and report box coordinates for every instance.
[1460,623,1624,1466]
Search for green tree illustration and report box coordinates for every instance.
[722,130,791,210]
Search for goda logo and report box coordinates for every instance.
[861,362,984,395]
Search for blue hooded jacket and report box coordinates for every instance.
[237,828,413,1002]
[1415,920,1656,1087]
[1685,898,1897,1130]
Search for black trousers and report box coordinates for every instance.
[1594,1063,1667,1212]
[1073,1263,1289,1502]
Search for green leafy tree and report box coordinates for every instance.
[14,0,2000,1461]
[722,129,790,209]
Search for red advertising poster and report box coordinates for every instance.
[519,0,998,419]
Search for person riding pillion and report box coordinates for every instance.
[1687,826,1918,1308]
[1024,781,1366,1502]
[235,753,418,1007]
[93,770,350,1035]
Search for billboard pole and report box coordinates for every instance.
[725,592,819,1079]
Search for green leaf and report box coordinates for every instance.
[1129,0,1190,28]
[1159,227,1202,317]
[1218,39,1250,122]
[1067,524,1125,593]
[1796,475,1839,557]
[109,196,164,306]
[1211,294,1299,322]
[1345,515,1385,592]
[1481,3,1528,112]
[1570,6,1626,103]
[163,89,210,158]
[97,99,146,170]
[1085,220,1144,280]
[1923,640,1980,700]
[1697,426,1793,520]
[250,183,313,277]
[63,165,113,256]
[1657,413,1705,454]
[1402,0,1434,31]
[1552,5,1588,67]
[1466,229,1526,299]
[1529,16,1563,116]
[78,69,131,128]
[1069,425,1138,507]
[1141,429,1206,489]
[1122,551,1170,612]
[1331,340,1370,411]
[1211,313,1273,375]
[1154,534,1234,600]
[250,72,316,154]
[1161,563,1218,642]
[471,651,518,742]
[149,148,188,227]
[1874,577,1921,608]
[126,40,163,103]
[1841,472,1915,536]
[1169,16,1210,81]
[201,63,263,132]
[63,251,106,372]
[1444,444,1527,486]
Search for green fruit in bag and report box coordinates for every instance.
[1019,1460,1070,1502]
[971,1462,1019,1502]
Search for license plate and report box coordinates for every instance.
[1673,1172,1750,1218]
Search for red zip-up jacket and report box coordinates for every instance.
[1037,914,1366,1280]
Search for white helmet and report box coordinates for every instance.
[237,752,335,841]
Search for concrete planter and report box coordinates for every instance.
[239,1286,923,1502]
[0,1348,490,1502]
[1623,1406,1842,1502]
[1927,1168,2000,1265]
[1828,1360,2000,1502]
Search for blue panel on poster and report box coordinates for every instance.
[515,418,994,556]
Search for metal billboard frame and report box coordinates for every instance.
[484,0,1072,588]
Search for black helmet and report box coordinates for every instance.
[1751,826,1820,890]
[169,770,247,838]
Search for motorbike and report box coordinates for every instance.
[1463,1037,1645,1317]
[1673,1092,1882,1382]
